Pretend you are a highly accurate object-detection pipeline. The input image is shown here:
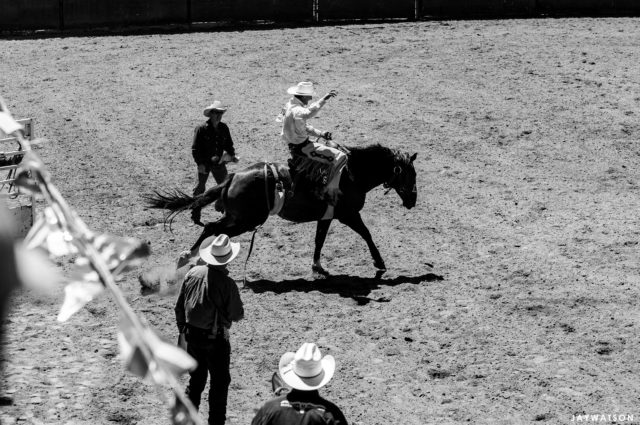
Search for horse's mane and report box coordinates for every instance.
[346,143,403,169]
[287,143,404,187]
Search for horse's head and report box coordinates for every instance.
[385,151,417,209]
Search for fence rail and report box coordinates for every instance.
[1,0,640,32]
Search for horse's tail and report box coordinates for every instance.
[144,189,197,212]
[144,177,230,224]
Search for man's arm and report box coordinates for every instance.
[221,123,236,156]
[174,282,186,333]
[191,125,207,164]
[225,276,244,323]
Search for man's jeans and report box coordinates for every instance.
[185,333,231,425]
[193,163,228,196]
[192,163,228,223]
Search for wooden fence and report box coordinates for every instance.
[1,0,640,32]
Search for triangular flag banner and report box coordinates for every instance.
[69,256,101,283]
[146,330,197,384]
[14,170,41,195]
[0,110,22,135]
[118,320,150,379]
[89,233,151,275]
[57,281,104,322]
[118,319,196,384]
[170,393,197,425]
[128,346,149,378]
[13,243,63,292]
[25,207,78,257]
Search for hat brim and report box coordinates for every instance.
[287,86,316,96]
[199,237,240,266]
[204,107,227,116]
[278,352,335,391]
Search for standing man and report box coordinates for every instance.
[192,101,239,223]
[175,234,244,425]
[281,82,347,206]
[251,342,349,425]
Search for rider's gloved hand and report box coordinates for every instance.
[323,90,338,101]
[322,131,332,141]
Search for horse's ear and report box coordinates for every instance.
[410,153,417,162]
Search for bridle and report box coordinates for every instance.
[383,165,403,195]
[383,158,417,199]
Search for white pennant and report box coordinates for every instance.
[118,321,196,384]
[25,208,78,257]
[0,110,22,135]
[57,281,104,322]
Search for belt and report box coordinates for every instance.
[288,139,311,155]
[185,324,225,339]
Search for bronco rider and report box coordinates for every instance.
[281,82,347,206]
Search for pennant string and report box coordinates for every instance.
[2,94,204,425]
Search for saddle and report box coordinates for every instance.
[287,141,350,199]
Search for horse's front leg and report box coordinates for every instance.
[312,219,332,276]
[338,213,386,271]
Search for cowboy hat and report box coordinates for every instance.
[287,82,316,97]
[203,101,228,116]
[278,342,335,391]
[199,234,240,266]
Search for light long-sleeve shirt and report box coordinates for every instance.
[280,96,327,145]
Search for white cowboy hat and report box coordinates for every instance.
[199,234,240,266]
[278,342,335,391]
[203,101,228,116]
[287,82,316,96]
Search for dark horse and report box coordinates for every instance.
[146,144,417,275]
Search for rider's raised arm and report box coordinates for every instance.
[294,97,327,120]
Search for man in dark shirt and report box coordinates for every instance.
[191,101,239,223]
[175,233,244,425]
[251,342,349,425]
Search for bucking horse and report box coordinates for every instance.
[145,143,417,276]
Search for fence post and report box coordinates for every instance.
[415,0,422,20]
[59,0,64,31]
[186,0,192,29]
[313,0,319,23]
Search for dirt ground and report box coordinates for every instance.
[1,17,639,425]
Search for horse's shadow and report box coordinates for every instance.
[244,271,443,305]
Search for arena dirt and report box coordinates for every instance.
[1,17,639,425]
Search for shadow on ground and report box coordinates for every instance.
[244,271,443,305]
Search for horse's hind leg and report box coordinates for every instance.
[178,215,267,269]
[338,213,386,272]
[177,216,233,268]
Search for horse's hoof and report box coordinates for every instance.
[312,265,330,278]
[374,261,386,271]
[177,251,193,269]
[375,269,387,279]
